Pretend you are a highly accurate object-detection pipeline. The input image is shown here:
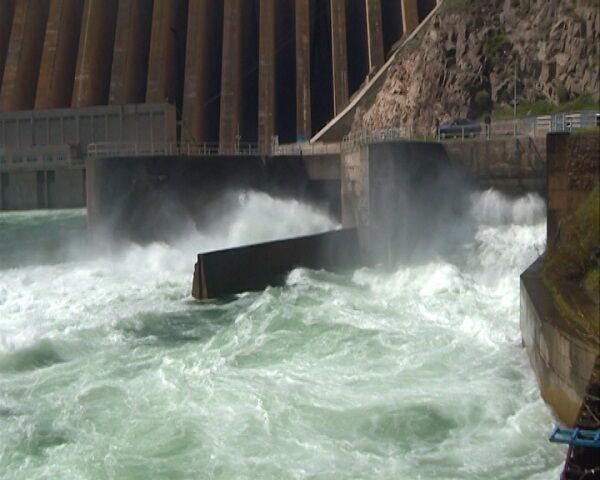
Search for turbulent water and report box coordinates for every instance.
[0,190,565,479]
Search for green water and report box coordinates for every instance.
[0,191,565,479]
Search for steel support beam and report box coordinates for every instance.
[182,0,222,142]
[109,0,153,105]
[72,0,119,107]
[219,0,242,154]
[146,0,187,105]
[295,0,311,140]
[330,0,349,115]
[0,1,16,95]
[365,0,384,70]
[258,0,276,153]
[35,0,83,109]
[401,0,419,36]
[0,0,50,111]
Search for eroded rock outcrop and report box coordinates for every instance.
[352,0,599,135]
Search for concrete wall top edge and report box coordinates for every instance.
[0,102,175,120]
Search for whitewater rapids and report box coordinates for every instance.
[0,190,565,479]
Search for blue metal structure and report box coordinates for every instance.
[549,425,600,448]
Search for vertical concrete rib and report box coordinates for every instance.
[330,0,349,115]
[295,0,311,140]
[109,0,154,105]
[365,0,384,70]
[0,0,50,111]
[0,0,16,97]
[401,0,419,35]
[35,0,84,109]
[72,0,119,107]
[219,0,242,153]
[182,0,222,142]
[146,0,188,108]
[258,0,276,153]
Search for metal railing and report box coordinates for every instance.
[341,111,599,151]
[87,141,262,158]
[272,141,340,156]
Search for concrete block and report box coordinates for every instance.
[192,228,361,299]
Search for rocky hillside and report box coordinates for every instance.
[352,0,599,135]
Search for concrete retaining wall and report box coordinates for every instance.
[520,259,598,426]
[443,136,546,194]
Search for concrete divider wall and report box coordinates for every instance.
[193,228,362,299]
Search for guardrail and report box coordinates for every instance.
[87,141,262,158]
[272,142,340,156]
[342,111,599,151]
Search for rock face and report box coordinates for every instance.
[352,0,599,135]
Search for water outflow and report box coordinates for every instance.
[0,190,564,479]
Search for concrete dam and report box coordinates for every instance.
[0,0,440,210]
[0,0,435,143]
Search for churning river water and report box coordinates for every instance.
[0,190,566,479]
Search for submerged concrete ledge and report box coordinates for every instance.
[192,228,361,299]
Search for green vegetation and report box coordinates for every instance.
[491,94,600,119]
[443,0,470,13]
[584,267,600,305]
[474,90,491,110]
[557,84,570,104]
[484,29,511,56]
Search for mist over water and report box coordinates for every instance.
[0,190,564,479]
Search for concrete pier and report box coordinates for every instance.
[35,0,83,109]
[258,0,276,153]
[182,0,223,142]
[330,0,349,115]
[365,0,384,70]
[72,0,119,107]
[109,0,153,105]
[0,0,50,111]
[219,0,243,153]
[401,0,419,35]
[146,0,188,105]
[0,1,16,93]
[295,0,311,140]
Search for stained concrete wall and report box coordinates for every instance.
[341,140,462,264]
[0,168,85,210]
[0,0,50,111]
[0,1,16,92]
[72,0,119,107]
[181,0,223,142]
[86,154,336,241]
[546,132,600,244]
[109,0,154,105]
[521,259,598,426]
[0,170,37,210]
[35,0,84,109]
[443,136,546,194]
[146,0,188,110]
